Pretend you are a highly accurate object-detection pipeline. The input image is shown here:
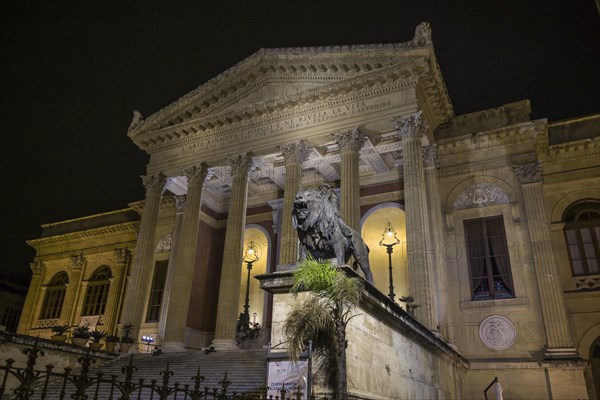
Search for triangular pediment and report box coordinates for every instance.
[127,22,442,141]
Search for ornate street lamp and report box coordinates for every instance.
[240,241,261,331]
[379,222,400,302]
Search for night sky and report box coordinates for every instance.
[1,1,599,276]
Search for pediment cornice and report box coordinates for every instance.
[132,56,451,155]
[128,22,442,140]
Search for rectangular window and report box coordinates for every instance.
[146,260,169,322]
[464,216,514,300]
[40,288,66,320]
[2,306,22,332]
[82,283,110,316]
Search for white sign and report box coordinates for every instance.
[267,360,309,400]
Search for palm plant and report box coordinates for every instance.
[283,256,363,400]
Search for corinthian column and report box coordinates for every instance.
[392,112,434,329]
[212,153,252,350]
[277,141,309,267]
[513,162,577,357]
[333,128,366,231]
[17,261,46,334]
[103,248,130,335]
[162,164,208,352]
[121,173,167,343]
[158,195,186,341]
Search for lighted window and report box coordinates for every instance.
[40,272,68,320]
[464,216,514,300]
[146,260,168,322]
[563,199,600,276]
[81,267,112,316]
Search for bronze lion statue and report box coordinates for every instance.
[292,185,374,284]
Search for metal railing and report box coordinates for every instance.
[0,343,316,400]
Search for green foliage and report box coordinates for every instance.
[105,335,119,343]
[72,325,91,339]
[50,324,70,335]
[284,256,363,399]
[121,324,135,344]
[89,330,107,343]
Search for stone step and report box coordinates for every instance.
[30,349,269,399]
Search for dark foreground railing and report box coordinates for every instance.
[0,343,315,400]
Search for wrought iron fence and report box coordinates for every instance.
[0,343,319,400]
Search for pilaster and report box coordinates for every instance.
[423,144,444,334]
[61,254,86,326]
[277,141,309,267]
[17,261,46,334]
[120,173,167,343]
[103,248,130,335]
[333,128,366,231]
[212,153,252,350]
[162,164,208,352]
[513,162,576,357]
[393,111,434,330]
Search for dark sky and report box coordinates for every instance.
[1,1,599,276]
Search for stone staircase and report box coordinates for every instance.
[28,349,268,399]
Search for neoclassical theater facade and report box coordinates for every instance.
[17,23,600,399]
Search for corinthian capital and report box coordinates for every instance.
[114,248,131,264]
[184,163,209,185]
[141,173,167,194]
[226,153,253,177]
[513,161,542,184]
[174,195,187,212]
[332,128,366,152]
[278,141,310,164]
[422,144,438,168]
[30,260,45,275]
[70,254,87,270]
[392,111,426,140]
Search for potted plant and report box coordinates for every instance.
[105,334,119,353]
[50,324,70,343]
[89,330,107,351]
[119,324,135,353]
[71,325,91,346]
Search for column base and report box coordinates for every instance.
[210,338,239,351]
[161,341,187,353]
[544,347,579,359]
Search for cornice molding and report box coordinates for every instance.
[544,137,600,163]
[27,221,139,249]
[436,121,539,157]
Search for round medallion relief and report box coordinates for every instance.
[479,315,516,350]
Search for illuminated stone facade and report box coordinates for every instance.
[17,23,600,399]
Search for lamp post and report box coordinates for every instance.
[241,241,261,331]
[141,335,154,353]
[379,222,400,302]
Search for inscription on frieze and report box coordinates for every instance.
[171,98,395,159]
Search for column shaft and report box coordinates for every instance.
[278,141,308,266]
[514,163,575,354]
[162,165,208,352]
[334,129,365,231]
[120,173,166,341]
[212,154,251,350]
[394,112,434,329]
[158,196,186,341]
[17,262,45,334]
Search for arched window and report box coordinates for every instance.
[563,199,600,276]
[40,272,68,320]
[81,266,112,316]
